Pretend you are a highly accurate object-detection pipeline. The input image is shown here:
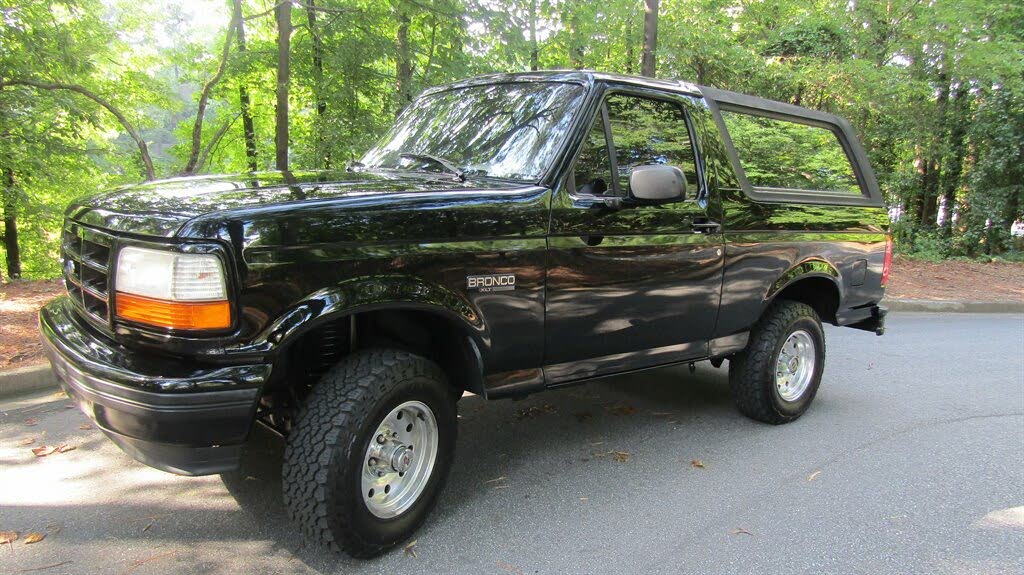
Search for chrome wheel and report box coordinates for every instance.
[361,400,438,519]
[775,330,816,402]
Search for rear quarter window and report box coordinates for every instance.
[720,110,861,195]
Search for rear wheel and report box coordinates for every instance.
[282,349,457,557]
[729,300,825,424]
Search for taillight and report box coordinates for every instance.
[881,235,893,287]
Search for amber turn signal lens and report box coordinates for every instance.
[115,292,231,330]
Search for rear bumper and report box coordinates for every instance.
[39,297,271,475]
[837,303,887,335]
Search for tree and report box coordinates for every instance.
[232,0,259,173]
[276,0,293,171]
[395,3,414,116]
[2,167,21,279]
[641,0,658,77]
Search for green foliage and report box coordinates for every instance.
[3,0,1024,279]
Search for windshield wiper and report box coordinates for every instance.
[399,152,466,181]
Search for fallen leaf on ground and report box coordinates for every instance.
[404,540,418,558]
[51,391,67,399]
[606,404,638,416]
[691,459,706,469]
[23,533,45,545]
[731,527,754,536]
[123,551,176,574]
[31,445,71,457]
[13,560,73,572]
[24,418,37,426]
[138,513,171,533]
[78,424,92,430]
[515,404,556,420]
[20,438,35,446]
[497,561,526,575]
[807,470,821,482]
[0,531,18,545]
[483,476,507,484]
[592,450,631,462]
[45,524,62,535]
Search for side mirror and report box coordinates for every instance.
[629,165,687,202]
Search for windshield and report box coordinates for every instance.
[360,82,587,181]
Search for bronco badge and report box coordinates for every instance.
[467,273,516,292]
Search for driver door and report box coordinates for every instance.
[544,87,724,383]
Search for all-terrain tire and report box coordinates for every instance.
[282,349,457,557]
[729,300,826,425]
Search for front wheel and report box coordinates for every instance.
[729,300,826,424]
[282,349,457,557]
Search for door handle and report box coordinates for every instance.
[692,219,721,233]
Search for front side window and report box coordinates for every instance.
[573,114,613,196]
[720,110,860,194]
[361,82,587,181]
[605,94,699,195]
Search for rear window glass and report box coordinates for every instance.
[721,110,861,194]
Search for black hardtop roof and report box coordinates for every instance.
[425,70,850,127]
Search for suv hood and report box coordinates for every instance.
[67,170,528,237]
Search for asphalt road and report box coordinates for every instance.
[2,312,1022,575]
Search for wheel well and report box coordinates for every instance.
[277,308,482,398]
[772,277,840,325]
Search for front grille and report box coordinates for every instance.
[61,220,114,325]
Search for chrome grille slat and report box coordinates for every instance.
[61,219,113,326]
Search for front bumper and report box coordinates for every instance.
[39,297,271,475]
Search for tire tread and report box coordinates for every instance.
[282,349,448,557]
[728,300,825,425]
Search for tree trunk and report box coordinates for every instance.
[2,168,21,279]
[395,6,413,117]
[1,79,155,180]
[567,9,583,69]
[528,0,539,71]
[919,72,950,230]
[307,0,329,168]
[184,10,239,175]
[275,0,292,171]
[233,0,259,173]
[939,82,969,236]
[641,0,658,77]
[625,17,634,74]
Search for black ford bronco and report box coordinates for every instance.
[40,71,890,556]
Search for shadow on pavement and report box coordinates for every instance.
[219,362,735,570]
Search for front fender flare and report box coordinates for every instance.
[236,274,487,357]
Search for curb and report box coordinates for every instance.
[884,299,1024,314]
[0,363,57,401]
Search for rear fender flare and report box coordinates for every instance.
[765,258,843,309]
